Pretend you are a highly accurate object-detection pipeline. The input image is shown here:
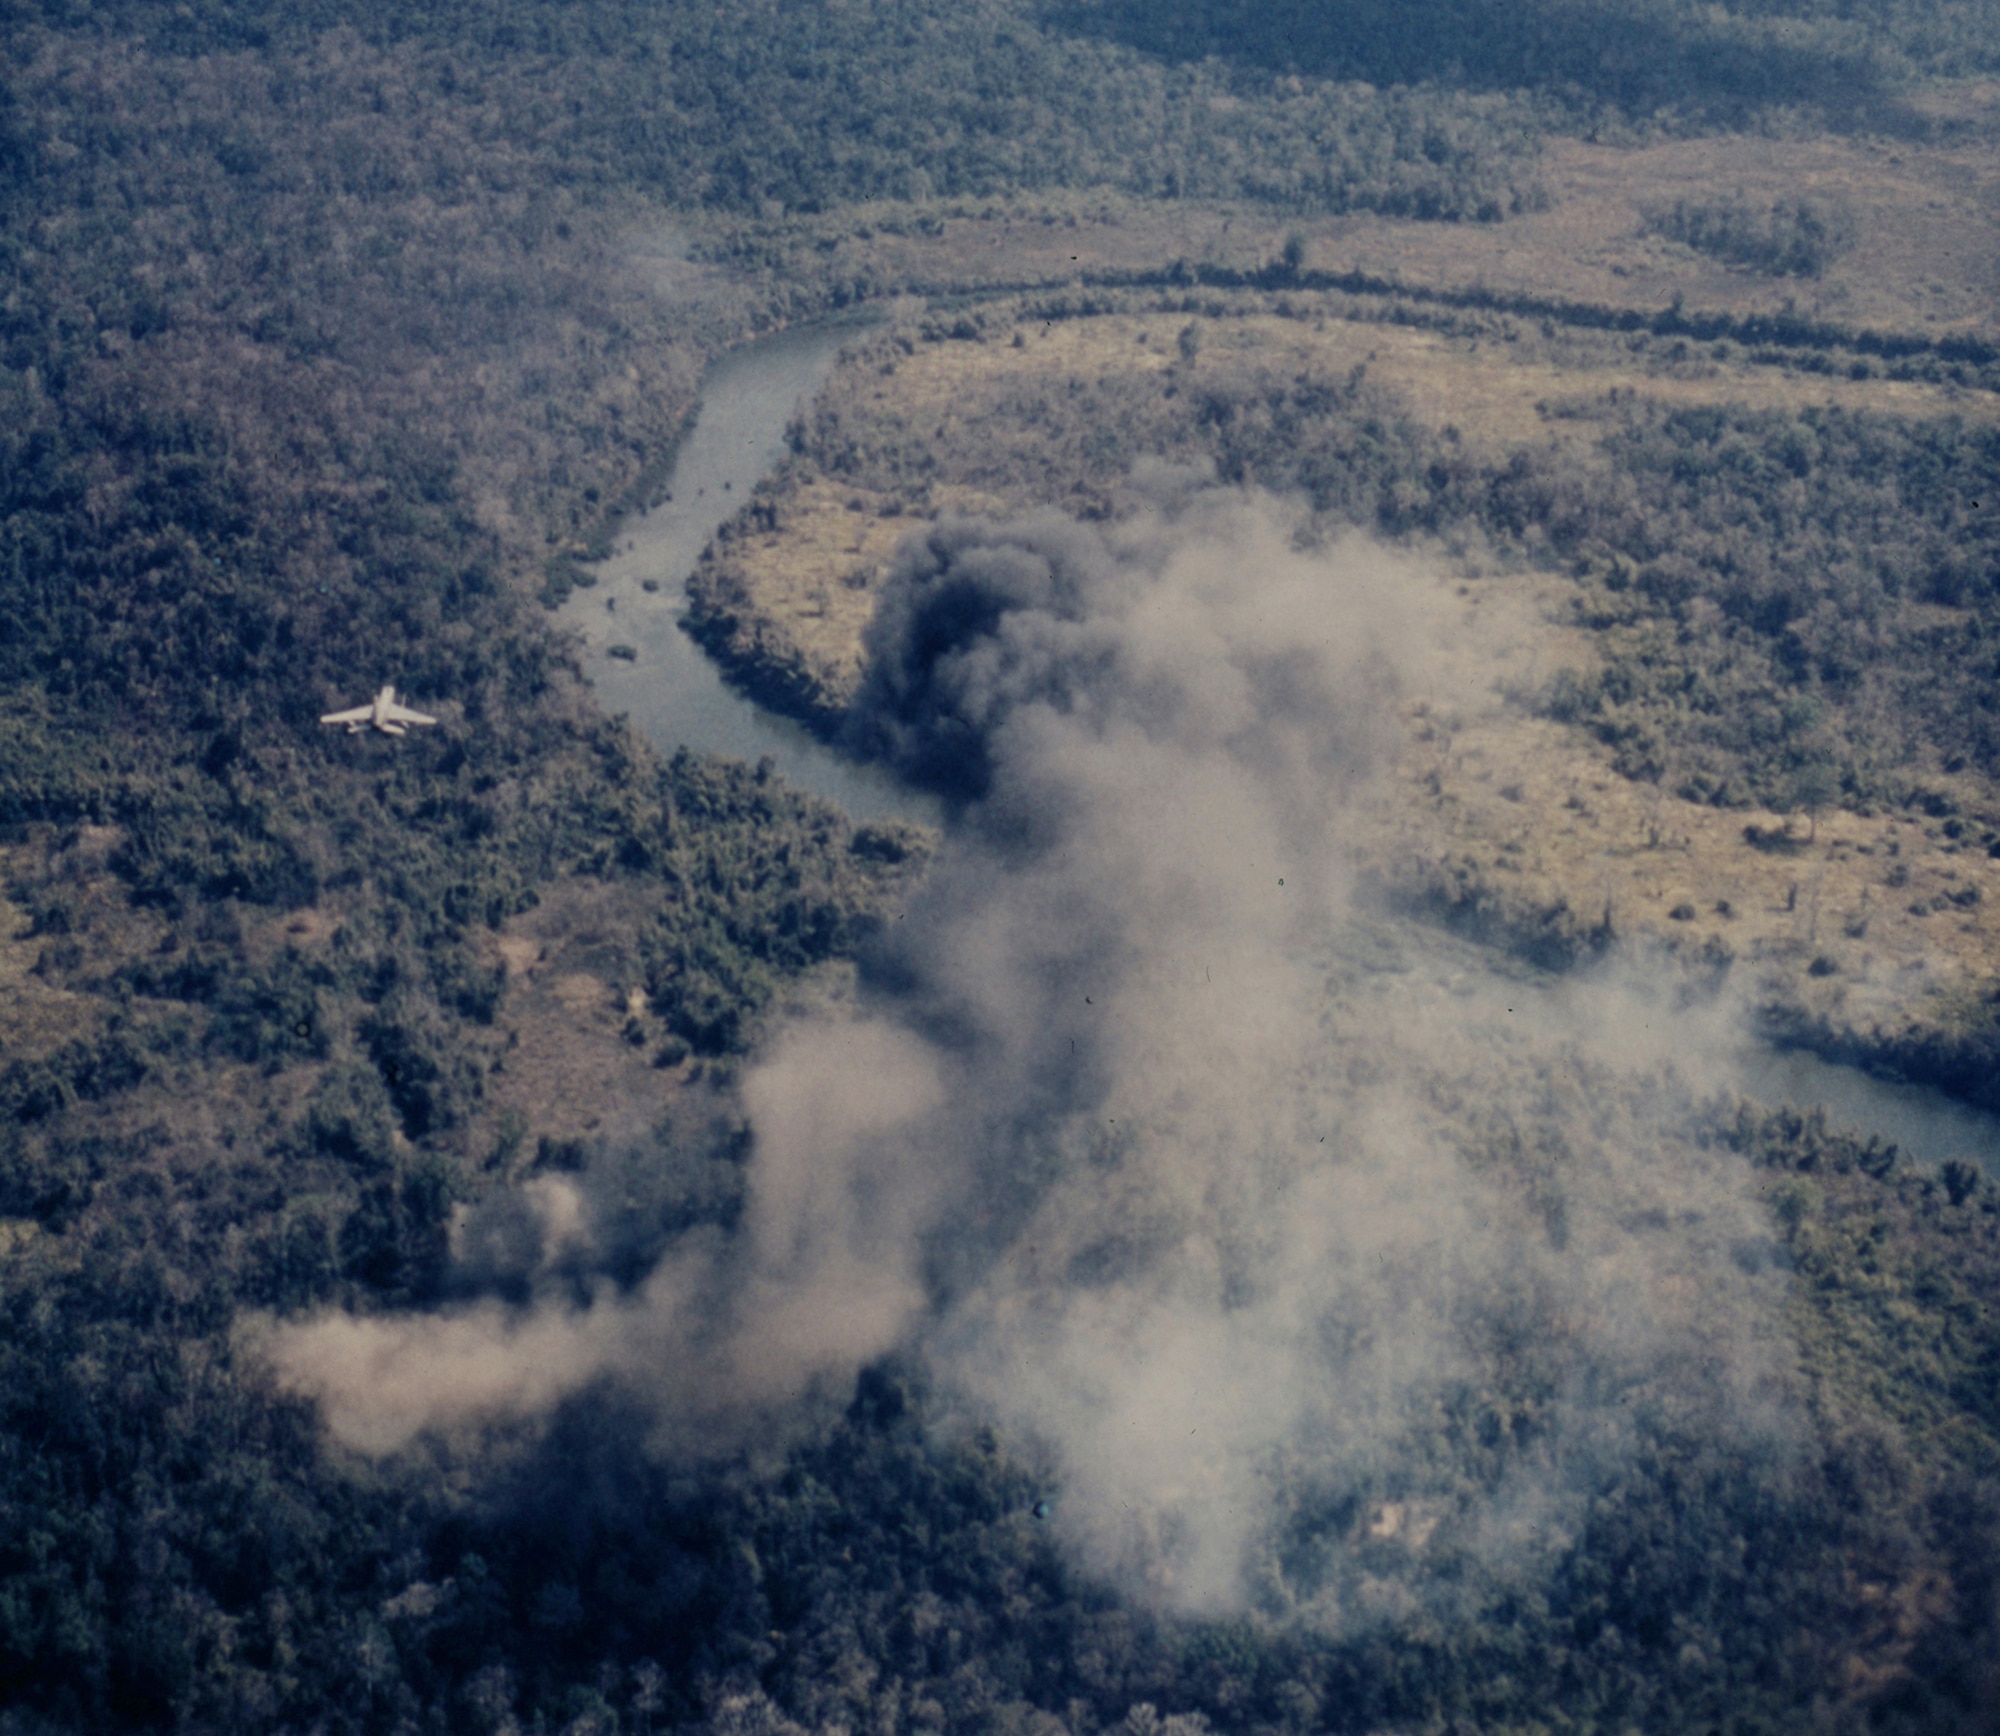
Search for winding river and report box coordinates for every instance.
[555,318,936,825]
[562,319,2000,1181]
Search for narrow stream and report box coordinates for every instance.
[564,318,2000,1180]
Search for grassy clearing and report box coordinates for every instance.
[1357,677,2000,1014]
[466,877,694,1158]
[717,105,2000,344]
[0,864,106,1066]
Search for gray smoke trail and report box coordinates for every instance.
[260,486,1798,1620]
[256,1014,948,1455]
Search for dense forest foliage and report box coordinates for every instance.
[1639,193,1858,278]
[0,5,943,1729]
[5,1067,1998,1735]
[1201,355,2000,813]
[1529,402,2000,804]
[0,741,917,1733]
[1061,0,2000,127]
[4,0,1547,223]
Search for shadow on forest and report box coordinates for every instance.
[1043,0,1924,133]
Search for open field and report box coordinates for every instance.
[473,876,691,1160]
[1321,122,2000,338]
[873,300,1992,458]
[727,93,2000,347]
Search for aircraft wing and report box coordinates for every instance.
[383,702,438,727]
[320,705,372,725]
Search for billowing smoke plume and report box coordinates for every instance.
[261,486,1798,1620]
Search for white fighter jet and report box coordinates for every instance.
[319,685,439,737]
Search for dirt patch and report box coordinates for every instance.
[477,877,686,1155]
[0,853,117,1065]
[280,907,340,947]
[496,935,542,977]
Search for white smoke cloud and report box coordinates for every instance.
[259,487,1800,1621]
